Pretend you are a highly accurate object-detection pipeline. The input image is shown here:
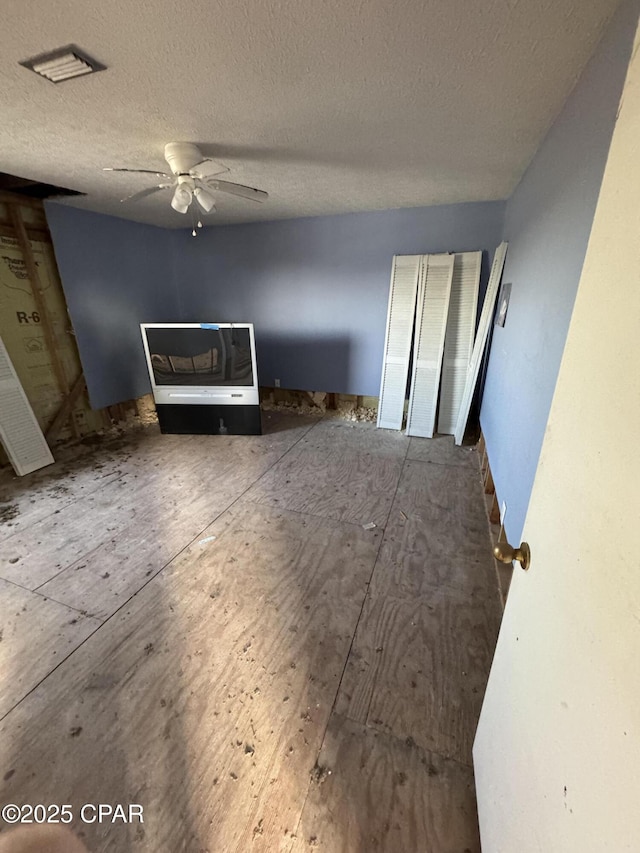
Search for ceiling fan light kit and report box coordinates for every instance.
[171,183,192,214]
[193,186,215,213]
[103,141,268,232]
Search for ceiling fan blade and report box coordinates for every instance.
[104,167,172,178]
[190,159,229,179]
[205,179,269,203]
[120,184,173,203]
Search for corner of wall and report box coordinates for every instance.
[44,203,179,409]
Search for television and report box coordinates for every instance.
[140,323,261,435]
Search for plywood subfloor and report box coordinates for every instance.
[0,420,501,852]
[291,714,480,853]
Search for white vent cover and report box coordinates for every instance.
[438,251,482,435]
[0,337,54,476]
[406,253,455,438]
[377,255,421,430]
[20,46,105,83]
[454,241,508,445]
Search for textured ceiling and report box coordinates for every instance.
[0,0,620,227]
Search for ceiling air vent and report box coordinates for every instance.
[20,45,105,83]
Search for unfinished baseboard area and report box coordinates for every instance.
[260,386,378,422]
[2,384,481,479]
[478,432,512,606]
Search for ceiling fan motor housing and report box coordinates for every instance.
[164,142,202,175]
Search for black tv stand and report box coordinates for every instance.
[155,403,262,435]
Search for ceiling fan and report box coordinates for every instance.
[103,142,268,231]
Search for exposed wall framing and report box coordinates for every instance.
[0,193,140,467]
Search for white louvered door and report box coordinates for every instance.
[438,251,482,435]
[454,241,508,445]
[0,336,54,476]
[406,253,455,438]
[377,255,421,430]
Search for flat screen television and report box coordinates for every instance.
[140,323,261,435]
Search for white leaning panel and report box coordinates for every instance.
[377,255,421,430]
[438,251,482,435]
[406,253,455,438]
[454,242,508,445]
[0,336,54,476]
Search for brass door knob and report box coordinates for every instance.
[493,541,531,571]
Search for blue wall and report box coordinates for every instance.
[480,0,640,542]
[45,205,178,409]
[46,201,504,404]
[173,203,504,395]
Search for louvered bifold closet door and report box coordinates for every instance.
[454,241,508,445]
[0,336,54,476]
[437,251,482,435]
[377,255,421,430]
[406,253,455,438]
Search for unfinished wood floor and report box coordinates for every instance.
[0,413,501,852]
